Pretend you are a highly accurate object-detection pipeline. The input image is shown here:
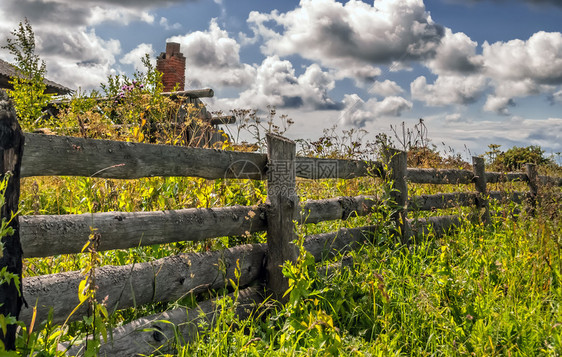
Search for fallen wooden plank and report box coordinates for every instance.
[70,286,263,357]
[21,244,266,326]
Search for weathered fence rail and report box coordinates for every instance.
[0,120,559,353]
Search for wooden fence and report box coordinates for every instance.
[1,106,561,354]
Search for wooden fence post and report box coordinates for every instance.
[265,133,299,300]
[525,163,538,216]
[472,156,490,225]
[385,148,410,244]
[0,90,25,350]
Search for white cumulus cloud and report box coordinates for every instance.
[411,74,488,106]
[369,79,404,97]
[169,19,256,89]
[223,56,339,110]
[246,0,444,83]
[340,93,412,127]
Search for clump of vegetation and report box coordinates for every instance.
[486,144,554,171]
[2,18,53,130]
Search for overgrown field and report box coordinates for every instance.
[9,140,561,356]
[9,102,562,356]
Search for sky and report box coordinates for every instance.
[0,0,561,161]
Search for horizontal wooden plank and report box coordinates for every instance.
[21,244,266,325]
[486,172,529,183]
[20,195,381,258]
[407,168,474,185]
[77,286,262,357]
[408,192,478,211]
[489,190,528,204]
[161,88,214,98]
[301,195,379,224]
[21,133,382,180]
[539,175,562,186]
[22,224,375,326]
[304,225,376,262]
[408,215,463,239]
[21,133,268,179]
[295,157,382,179]
[20,205,266,258]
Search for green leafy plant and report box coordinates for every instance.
[2,19,53,130]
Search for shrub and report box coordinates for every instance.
[2,19,53,130]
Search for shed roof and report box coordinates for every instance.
[0,58,72,95]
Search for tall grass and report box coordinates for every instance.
[170,192,561,356]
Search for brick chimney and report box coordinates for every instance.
[156,42,186,92]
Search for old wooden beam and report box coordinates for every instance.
[21,133,267,179]
[525,163,538,216]
[408,192,479,212]
[19,205,266,258]
[295,157,381,179]
[74,286,263,356]
[407,168,474,185]
[303,226,376,262]
[386,148,410,244]
[161,88,214,98]
[265,133,299,300]
[300,195,379,224]
[0,90,25,350]
[408,215,463,239]
[485,172,529,183]
[472,156,490,224]
[20,243,266,325]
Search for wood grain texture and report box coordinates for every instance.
[73,286,263,357]
[303,226,376,262]
[0,89,25,350]
[19,205,267,258]
[301,195,379,224]
[408,215,463,239]
[489,191,527,204]
[265,133,299,299]
[485,172,528,183]
[407,168,474,185]
[21,133,268,179]
[472,156,490,224]
[20,243,266,325]
[408,192,479,211]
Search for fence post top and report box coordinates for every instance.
[266,132,294,144]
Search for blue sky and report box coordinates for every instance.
[0,0,561,160]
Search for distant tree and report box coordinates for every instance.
[485,144,502,165]
[2,18,52,129]
[493,145,551,171]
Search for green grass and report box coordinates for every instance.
[171,196,561,356]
